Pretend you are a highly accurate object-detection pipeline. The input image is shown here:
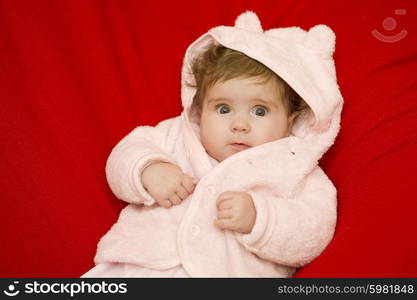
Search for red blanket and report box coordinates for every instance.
[1,0,416,277]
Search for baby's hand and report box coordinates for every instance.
[214,191,256,234]
[141,162,198,208]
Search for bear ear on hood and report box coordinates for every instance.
[306,25,336,59]
[234,11,335,60]
[234,11,263,33]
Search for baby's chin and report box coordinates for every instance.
[212,148,251,162]
[207,151,229,163]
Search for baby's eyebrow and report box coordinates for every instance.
[207,97,281,108]
[207,97,231,104]
[251,98,280,108]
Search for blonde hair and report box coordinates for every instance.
[190,44,308,117]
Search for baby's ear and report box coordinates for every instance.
[288,111,299,126]
[306,25,335,59]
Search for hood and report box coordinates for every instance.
[180,11,343,165]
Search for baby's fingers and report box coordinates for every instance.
[182,176,198,194]
[158,199,172,208]
[214,218,236,232]
[175,186,189,201]
[217,209,233,220]
[169,194,182,205]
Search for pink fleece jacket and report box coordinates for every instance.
[94,11,344,277]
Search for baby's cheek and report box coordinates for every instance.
[254,129,281,145]
[265,121,289,141]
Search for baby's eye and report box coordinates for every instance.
[216,104,231,114]
[252,106,268,116]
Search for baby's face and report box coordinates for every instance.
[199,76,294,162]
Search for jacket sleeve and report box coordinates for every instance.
[234,166,337,267]
[105,117,181,206]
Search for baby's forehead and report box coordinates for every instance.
[206,76,285,100]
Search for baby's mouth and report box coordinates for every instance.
[230,142,251,151]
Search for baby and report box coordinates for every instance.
[83,11,343,277]
[142,45,308,234]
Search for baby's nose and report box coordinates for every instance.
[231,118,250,133]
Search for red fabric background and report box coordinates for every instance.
[1,0,416,277]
